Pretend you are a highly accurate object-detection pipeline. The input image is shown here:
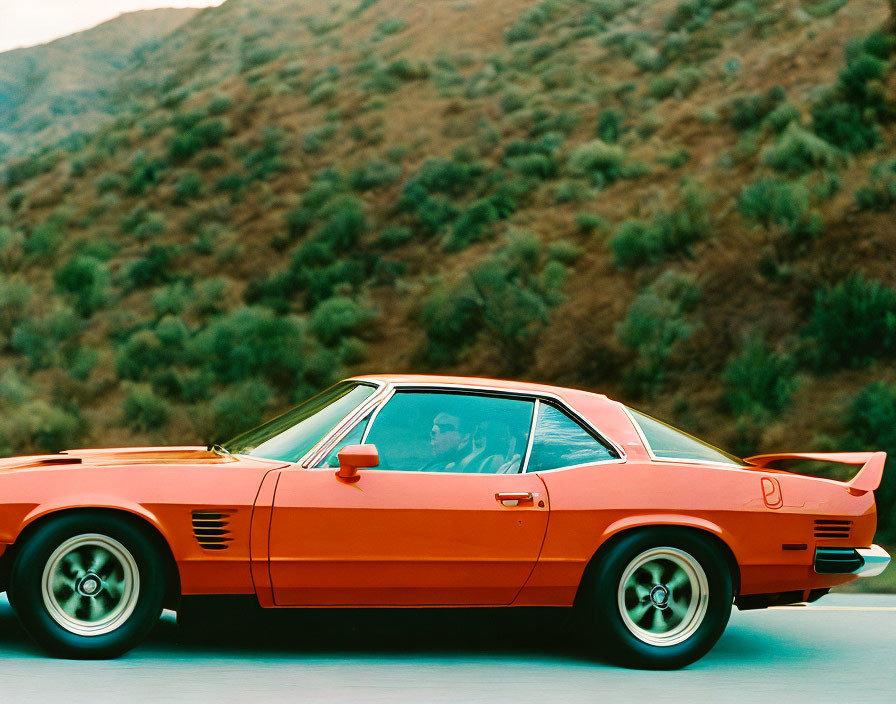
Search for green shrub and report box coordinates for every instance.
[172,171,203,204]
[376,17,408,35]
[575,212,609,233]
[310,296,376,346]
[567,140,626,187]
[728,86,786,130]
[207,94,233,115]
[596,108,624,143]
[648,75,679,100]
[190,307,308,387]
[126,151,167,195]
[616,271,700,397]
[658,147,691,169]
[169,118,231,162]
[546,240,582,264]
[198,151,227,170]
[444,199,500,251]
[506,153,557,179]
[115,327,177,381]
[94,171,125,194]
[505,0,560,43]
[65,345,98,382]
[0,400,81,453]
[420,232,566,371]
[209,381,273,441]
[377,225,413,249]
[803,273,896,371]
[855,159,896,211]
[243,126,286,179]
[810,32,894,154]
[152,281,192,316]
[53,255,109,316]
[349,160,401,190]
[123,245,175,291]
[122,384,171,431]
[303,123,340,153]
[765,102,801,132]
[841,382,896,539]
[11,307,82,371]
[24,221,64,260]
[761,125,845,174]
[499,88,526,114]
[401,157,485,201]
[0,275,32,340]
[739,178,819,238]
[610,179,712,267]
[723,334,796,422]
[553,180,591,204]
[419,285,481,365]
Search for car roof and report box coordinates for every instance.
[350,374,610,401]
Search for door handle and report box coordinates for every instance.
[496,492,534,506]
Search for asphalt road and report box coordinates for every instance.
[0,593,894,703]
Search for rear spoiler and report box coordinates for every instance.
[744,451,886,496]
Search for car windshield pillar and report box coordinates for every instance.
[223,382,377,463]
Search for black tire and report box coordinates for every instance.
[8,513,166,659]
[581,528,733,670]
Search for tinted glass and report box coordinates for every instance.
[317,414,371,468]
[224,382,376,462]
[527,403,618,472]
[627,408,741,465]
[365,392,535,473]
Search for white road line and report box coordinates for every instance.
[770,605,896,611]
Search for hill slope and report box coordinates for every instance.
[0,7,201,158]
[0,0,895,530]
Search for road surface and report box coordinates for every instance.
[0,593,893,703]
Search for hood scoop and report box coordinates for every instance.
[0,454,82,471]
[61,446,236,464]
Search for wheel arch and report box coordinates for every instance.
[574,521,741,608]
[1,507,181,609]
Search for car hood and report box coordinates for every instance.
[0,446,274,473]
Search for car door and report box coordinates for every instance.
[268,389,549,606]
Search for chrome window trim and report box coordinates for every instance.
[621,406,742,469]
[297,379,627,475]
[296,380,389,468]
[518,400,540,474]
[522,397,625,474]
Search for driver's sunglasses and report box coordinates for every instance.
[434,422,459,433]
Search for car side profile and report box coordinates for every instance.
[0,375,889,668]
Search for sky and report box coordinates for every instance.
[0,0,225,53]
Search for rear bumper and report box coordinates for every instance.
[814,544,890,577]
[856,545,890,578]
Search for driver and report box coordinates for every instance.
[420,411,472,472]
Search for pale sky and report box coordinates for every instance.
[0,0,225,53]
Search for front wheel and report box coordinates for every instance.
[582,528,733,669]
[8,513,165,659]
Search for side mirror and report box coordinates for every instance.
[335,444,378,483]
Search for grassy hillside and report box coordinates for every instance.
[1,0,895,533]
[0,7,200,158]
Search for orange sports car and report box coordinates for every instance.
[0,375,889,667]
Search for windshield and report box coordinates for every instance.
[626,407,742,466]
[223,382,377,462]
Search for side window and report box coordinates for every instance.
[316,414,371,468]
[364,391,535,473]
[527,402,618,472]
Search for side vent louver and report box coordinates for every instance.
[192,510,235,550]
[814,519,851,539]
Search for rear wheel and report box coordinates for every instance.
[582,528,733,669]
[8,513,165,659]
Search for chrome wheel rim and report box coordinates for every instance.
[617,547,708,647]
[41,534,140,637]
